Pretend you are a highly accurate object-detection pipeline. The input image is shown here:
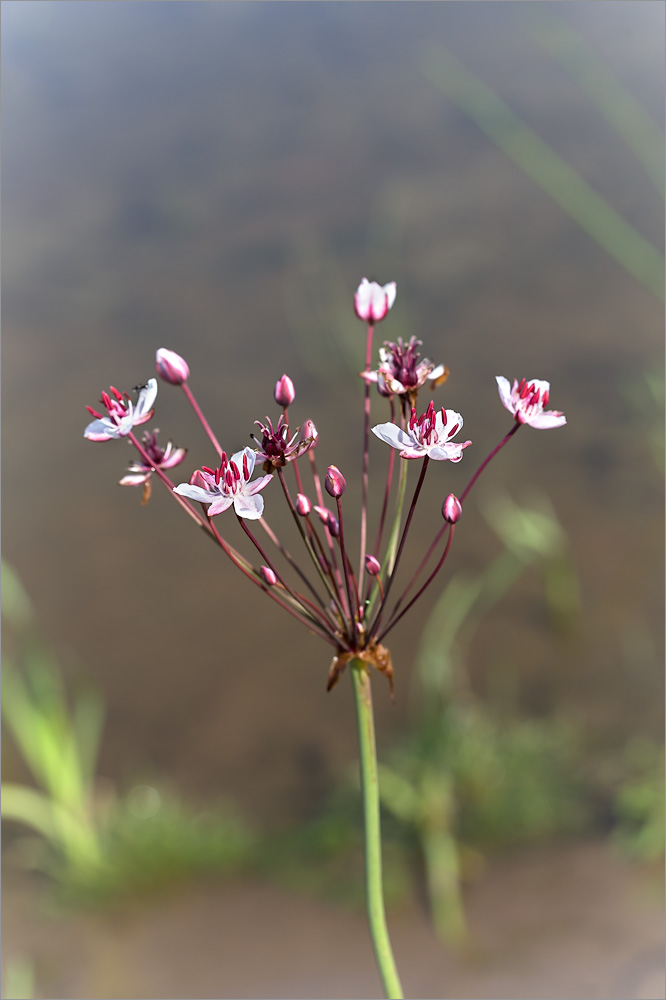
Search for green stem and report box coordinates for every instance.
[350,661,404,1000]
[366,458,409,625]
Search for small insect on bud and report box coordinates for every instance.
[295,493,312,516]
[274,374,295,407]
[365,554,381,577]
[442,493,462,524]
[156,348,190,385]
[325,465,347,498]
[260,566,278,586]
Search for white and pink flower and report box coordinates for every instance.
[496,377,566,429]
[84,379,158,441]
[354,278,397,323]
[372,401,471,462]
[173,446,272,520]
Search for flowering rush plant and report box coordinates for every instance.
[84,278,565,999]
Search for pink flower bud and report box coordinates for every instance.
[365,554,381,576]
[260,565,277,586]
[274,374,295,407]
[295,493,312,516]
[325,464,346,498]
[442,494,462,524]
[313,505,339,536]
[156,348,190,385]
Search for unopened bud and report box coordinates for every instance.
[295,493,312,516]
[274,374,295,407]
[156,348,190,385]
[327,514,340,538]
[260,565,278,586]
[325,464,346,498]
[442,493,462,524]
[365,554,381,576]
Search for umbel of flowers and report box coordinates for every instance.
[84,277,565,999]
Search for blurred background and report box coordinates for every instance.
[2,2,664,998]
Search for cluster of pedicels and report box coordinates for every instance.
[84,278,565,693]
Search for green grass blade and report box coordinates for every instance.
[523,6,665,197]
[422,45,664,302]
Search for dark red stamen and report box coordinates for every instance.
[202,466,215,475]
[243,453,249,479]
[215,467,221,485]
[110,386,124,402]
[86,405,103,418]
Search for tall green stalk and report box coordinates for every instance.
[350,661,404,1000]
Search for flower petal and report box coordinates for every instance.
[84,418,120,441]
[383,282,397,311]
[119,472,151,486]
[245,473,273,495]
[173,483,215,504]
[160,447,187,470]
[134,379,158,420]
[372,422,417,452]
[233,493,264,519]
[207,495,235,516]
[526,411,567,429]
[495,376,514,413]
[428,440,471,462]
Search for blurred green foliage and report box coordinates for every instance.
[375,492,586,944]
[1,561,254,907]
[613,738,665,864]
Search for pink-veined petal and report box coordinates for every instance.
[526,411,567,430]
[233,493,264,519]
[173,483,216,504]
[354,278,373,321]
[399,447,427,459]
[245,474,273,495]
[132,407,155,428]
[495,376,514,412]
[134,379,158,420]
[84,418,120,441]
[369,284,388,320]
[119,472,151,486]
[428,439,472,462]
[207,495,235,516]
[160,447,187,469]
[372,422,416,452]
